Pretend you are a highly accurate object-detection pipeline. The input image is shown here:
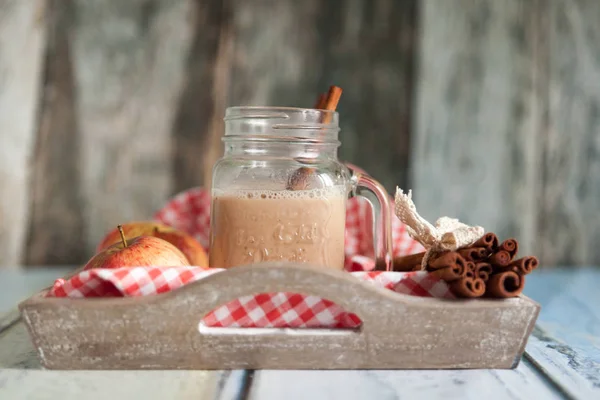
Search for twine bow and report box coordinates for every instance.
[394,188,485,270]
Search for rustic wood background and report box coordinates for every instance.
[0,0,598,268]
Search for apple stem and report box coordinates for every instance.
[117,225,128,248]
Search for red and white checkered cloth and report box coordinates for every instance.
[48,168,456,329]
[49,267,452,328]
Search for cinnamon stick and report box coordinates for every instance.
[489,250,512,267]
[474,262,493,281]
[450,277,486,298]
[464,261,476,278]
[457,247,490,262]
[430,265,465,281]
[286,167,314,191]
[314,93,327,109]
[508,256,539,275]
[428,252,466,271]
[378,252,425,271]
[287,86,342,191]
[378,236,497,271]
[493,263,517,274]
[427,252,467,281]
[486,271,525,298]
[472,233,499,252]
[498,238,519,259]
[323,86,343,112]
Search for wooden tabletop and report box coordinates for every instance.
[0,267,598,400]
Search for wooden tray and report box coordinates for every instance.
[18,263,540,370]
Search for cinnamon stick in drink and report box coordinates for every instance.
[323,86,343,118]
[486,271,525,298]
[314,93,327,109]
[286,167,314,191]
[287,86,343,191]
[472,233,499,252]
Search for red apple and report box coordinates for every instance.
[85,226,190,270]
[152,227,208,267]
[97,221,208,267]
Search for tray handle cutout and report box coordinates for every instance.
[160,263,400,337]
[198,324,362,337]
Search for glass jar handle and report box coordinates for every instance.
[349,169,393,271]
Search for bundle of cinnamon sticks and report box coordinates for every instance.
[384,233,539,299]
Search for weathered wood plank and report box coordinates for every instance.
[216,370,252,400]
[2,0,599,269]
[329,0,417,192]
[0,320,42,369]
[0,310,20,337]
[171,0,232,193]
[412,0,544,259]
[0,0,47,267]
[70,0,195,256]
[524,268,600,398]
[228,0,417,192]
[526,328,598,400]
[539,0,600,266]
[0,320,247,399]
[247,365,563,400]
[0,369,223,400]
[24,0,87,266]
[227,0,321,107]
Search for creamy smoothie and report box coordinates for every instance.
[210,187,347,269]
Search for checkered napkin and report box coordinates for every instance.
[48,167,457,328]
[49,268,453,328]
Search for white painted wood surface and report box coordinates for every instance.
[0,0,46,267]
[523,268,600,399]
[248,367,562,400]
[0,370,221,400]
[526,330,597,400]
[0,312,246,400]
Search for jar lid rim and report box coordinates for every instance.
[224,106,338,124]
[225,106,337,114]
[223,106,340,140]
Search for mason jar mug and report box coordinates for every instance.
[209,107,392,271]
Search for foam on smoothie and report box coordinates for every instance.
[213,186,347,200]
